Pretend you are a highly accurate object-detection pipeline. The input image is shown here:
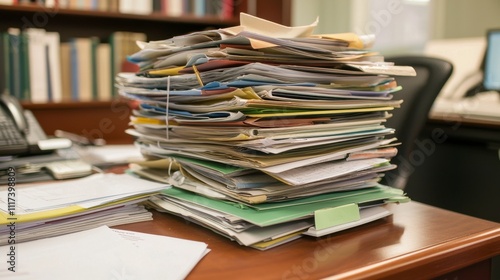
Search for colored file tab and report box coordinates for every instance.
[314,203,360,230]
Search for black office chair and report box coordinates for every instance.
[382,55,453,189]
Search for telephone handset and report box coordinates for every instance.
[0,92,72,156]
[0,91,29,134]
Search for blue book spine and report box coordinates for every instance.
[194,0,205,17]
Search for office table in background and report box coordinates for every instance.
[114,201,500,280]
[406,114,500,223]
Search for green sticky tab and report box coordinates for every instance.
[314,203,360,230]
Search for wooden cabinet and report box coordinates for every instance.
[21,100,135,144]
[0,1,291,143]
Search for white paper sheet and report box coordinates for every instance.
[0,173,168,213]
[0,226,208,280]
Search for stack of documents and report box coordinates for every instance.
[0,225,209,280]
[0,173,168,244]
[116,13,414,249]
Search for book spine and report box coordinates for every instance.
[26,28,49,103]
[6,30,21,100]
[69,39,79,101]
[152,0,162,13]
[167,0,182,16]
[45,44,52,101]
[19,32,31,101]
[45,32,62,102]
[193,0,204,17]
[90,36,99,100]
[139,0,153,14]
[0,33,6,95]
[59,42,72,101]
[75,37,92,101]
[96,43,111,101]
[221,0,233,19]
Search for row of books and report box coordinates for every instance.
[1,28,145,102]
[0,0,236,18]
[116,13,415,249]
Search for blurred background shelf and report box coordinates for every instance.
[22,100,134,144]
[1,1,290,142]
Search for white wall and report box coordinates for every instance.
[292,0,500,54]
[432,0,500,39]
[291,0,351,34]
[292,0,430,54]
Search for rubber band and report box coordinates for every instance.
[165,75,170,140]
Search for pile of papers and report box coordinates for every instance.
[117,13,414,249]
[0,173,168,244]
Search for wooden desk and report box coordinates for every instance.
[114,201,500,280]
[428,113,500,144]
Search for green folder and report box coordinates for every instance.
[160,185,409,228]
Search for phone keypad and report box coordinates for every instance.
[0,106,28,153]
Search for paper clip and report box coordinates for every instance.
[167,157,175,176]
[192,65,204,87]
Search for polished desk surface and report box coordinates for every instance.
[428,113,500,144]
[114,201,500,280]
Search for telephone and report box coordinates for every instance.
[0,92,72,157]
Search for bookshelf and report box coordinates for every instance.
[0,1,291,143]
[0,3,239,42]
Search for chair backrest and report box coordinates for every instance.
[382,55,453,189]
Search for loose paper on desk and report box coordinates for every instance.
[0,226,209,280]
[78,144,144,166]
[0,173,168,224]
